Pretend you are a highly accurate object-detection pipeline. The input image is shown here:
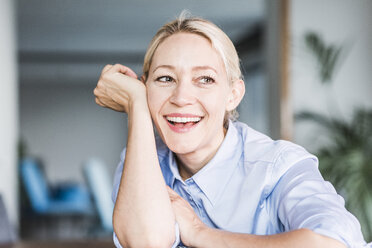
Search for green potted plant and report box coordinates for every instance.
[296,32,372,241]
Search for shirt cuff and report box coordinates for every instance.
[172,222,181,248]
[113,231,122,248]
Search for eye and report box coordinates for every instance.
[198,76,215,84]
[156,76,174,83]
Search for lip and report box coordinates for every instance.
[163,113,203,133]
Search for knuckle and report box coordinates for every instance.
[102,72,112,82]
[94,88,104,97]
[97,79,106,88]
[101,67,112,77]
[102,64,112,71]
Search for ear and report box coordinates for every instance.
[226,79,245,111]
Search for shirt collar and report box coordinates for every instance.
[168,120,243,206]
[168,152,182,187]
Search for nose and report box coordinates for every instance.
[169,81,196,106]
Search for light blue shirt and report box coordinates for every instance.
[112,121,369,248]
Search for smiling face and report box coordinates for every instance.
[146,32,237,160]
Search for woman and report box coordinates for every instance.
[94,14,368,248]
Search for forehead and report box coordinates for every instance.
[150,32,225,73]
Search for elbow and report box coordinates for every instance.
[114,223,175,248]
[140,236,175,248]
[116,233,175,248]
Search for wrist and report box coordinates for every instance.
[126,97,153,132]
[193,225,215,248]
[128,95,149,116]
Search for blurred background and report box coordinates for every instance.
[1,0,371,246]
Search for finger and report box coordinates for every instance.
[95,97,106,107]
[96,96,125,112]
[102,64,113,74]
[167,188,189,206]
[93,86,100,96]
[166,186,179,197]
[93,85,107,98]
[166,187,180,202]
[166,186,176,193]
[110,63,138,79]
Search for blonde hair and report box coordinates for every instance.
[143,12,242,124]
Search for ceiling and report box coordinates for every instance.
[17,0,265,85]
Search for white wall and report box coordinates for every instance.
[20,84,127,183]
[0,0,19,226]
[290,0,372,151]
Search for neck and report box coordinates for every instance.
[175,127,227,181]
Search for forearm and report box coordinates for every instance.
[194,228,346,248]
[113,101,175,248]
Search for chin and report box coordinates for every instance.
[155,122,196,153]
[164,138,197,155]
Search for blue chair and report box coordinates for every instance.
[20,158,93,215]
[83,158,114,233]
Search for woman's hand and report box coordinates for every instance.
[94,64,147,114]
[167,186,208,247]
[168,186,348,248]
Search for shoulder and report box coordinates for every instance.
[233,121,318,184]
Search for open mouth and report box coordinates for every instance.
[165,116,203,128]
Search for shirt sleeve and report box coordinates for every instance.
[112,148,126,204]
[111,148,181,248]
[269,158,367,247]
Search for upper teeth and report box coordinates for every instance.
[166,116,201,123]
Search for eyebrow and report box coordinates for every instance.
[152,65,218,74]
[152,65,174,73]
[192,66,218,74]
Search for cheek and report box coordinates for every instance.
[208,87,231,109]
[201,92,229,121]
